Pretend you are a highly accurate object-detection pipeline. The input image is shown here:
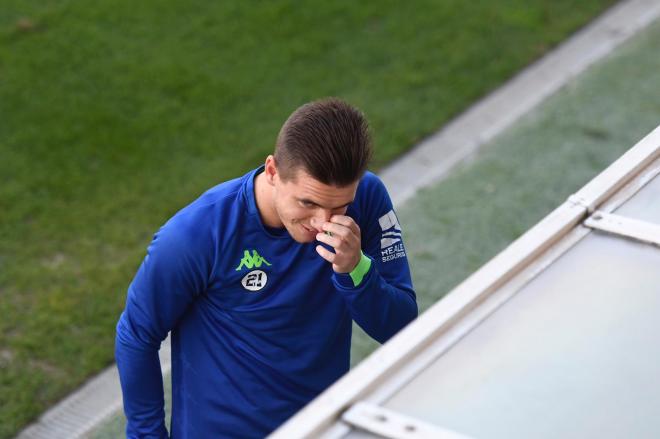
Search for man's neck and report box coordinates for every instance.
[254,171,283,228]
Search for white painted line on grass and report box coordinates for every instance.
[13,1,660,437]
[381,0,660,207]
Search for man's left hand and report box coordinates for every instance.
[314,215,361,273]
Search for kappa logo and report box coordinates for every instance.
[235,249,272,271]
[378,210,407,262]
[236,249,270,292]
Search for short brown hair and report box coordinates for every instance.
[274,98,372,186]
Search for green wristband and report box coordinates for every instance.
[349,251,372,287]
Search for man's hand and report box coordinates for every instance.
[313,215,362,273]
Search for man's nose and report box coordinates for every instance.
[310,210,332,231]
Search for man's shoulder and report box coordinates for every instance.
[349,171,393,228]
[358,171,387,195]
[192,172,248,209]
[162,170,253,239]
[355,171,389,204]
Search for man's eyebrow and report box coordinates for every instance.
[298,198,353,210]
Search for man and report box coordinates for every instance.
[115,98,418,438]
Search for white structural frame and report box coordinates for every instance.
[269,125,660,438]
[585,211,660,247]
[342,402,474,439]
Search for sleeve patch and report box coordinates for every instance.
[378,210,407,262]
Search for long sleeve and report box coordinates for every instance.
[332,174,417,344]
[115,208,214,438]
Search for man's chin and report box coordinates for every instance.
[291,235,315,244]
[290,223,318,244]
[289,230,316,244]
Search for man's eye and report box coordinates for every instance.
[300,201,314,208]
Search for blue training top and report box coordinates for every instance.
[115,167,417,438]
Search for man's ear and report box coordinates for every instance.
[264,155,277,186]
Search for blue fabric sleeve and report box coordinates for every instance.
[115,208,214,438]
[332,174,418,344]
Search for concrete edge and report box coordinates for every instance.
[15,336,171,439]
[381,0,660,207]
[13,1,660,437]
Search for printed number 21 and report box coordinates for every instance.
[246,272,263,287]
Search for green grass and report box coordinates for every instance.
[0,1,618,437]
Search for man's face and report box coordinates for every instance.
[270,166,358,243]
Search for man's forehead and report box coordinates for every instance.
[289,168,358,188]
[290,169,358,204]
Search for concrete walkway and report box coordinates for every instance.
[15,1,660,437]
[381,0,660,206]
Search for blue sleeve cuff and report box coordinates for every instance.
[334,251,372,288]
